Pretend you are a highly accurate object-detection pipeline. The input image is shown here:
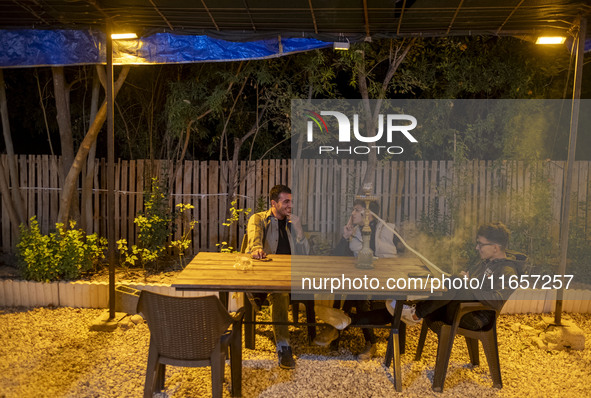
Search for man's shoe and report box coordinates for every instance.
[357,342,377,361]
[401,304,421,325]
[313,325,339,346]
[278,346,295,369]
[315,305,351,330]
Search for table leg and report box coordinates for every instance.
[219,291,229,308]
[384,300,404,392]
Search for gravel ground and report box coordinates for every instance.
[0,306,590,398]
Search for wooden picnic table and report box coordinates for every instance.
[172,252,436,392]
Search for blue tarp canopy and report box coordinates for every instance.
[0,29,331,68]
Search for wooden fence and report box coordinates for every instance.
[1,155,590,255]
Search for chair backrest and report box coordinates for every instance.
[138,291,233,361]
[506,250,530,276]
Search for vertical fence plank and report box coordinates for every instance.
[34,156,42,228]
[135,159,145,242]
[120,160,128,241]
[173,162,183,242]
[190,160,202,253]
[182,160,193,244]
[49,157,60,227]
[41,156,50,233]
[127,160,136,244]
[208,161,219,250]
[23,156,32,225]
[93,158,100,236]
[199,161,209,250]
[114,159,121,242]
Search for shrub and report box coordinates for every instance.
[16,217,107,282]
[135,178,171,262]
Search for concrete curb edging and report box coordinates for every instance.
[0,279,588,314]
[0,280,244,312]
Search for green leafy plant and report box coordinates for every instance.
[117,239,141,267]
[16,217,107,282]
[170,203,198,267]
[215,241,234,253]
[134,177,172,263]
[222,200,252,227]
[217,200,251,253]
[117,178,198,269]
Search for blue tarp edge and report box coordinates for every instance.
[0,29,332,68]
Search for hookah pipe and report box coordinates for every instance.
[369,209,450,277]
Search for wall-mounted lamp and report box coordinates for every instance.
[535,36,566,45]
[111,33,138,40]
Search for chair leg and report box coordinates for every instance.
[304,300,317,342]
[414,321,429,361]
[465,336,479,366]
[481,332,503,389]
[230,328,243,397]
[155,363,165,392]
[399,322,406,355]
[244,298,256,350]
[291,300,299,325]
[144,340,159,398]
[211,346,225,398]
[385,328,393,367]
[432,325,454,392]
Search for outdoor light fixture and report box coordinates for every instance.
[333,41,350,50]
[334,34,350,50]
[111,33,138,40]
[535,36,566,45]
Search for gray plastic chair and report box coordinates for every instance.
[414,302,502,392]
[138,290,245,397]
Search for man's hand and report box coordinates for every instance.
[288,214,305,241]
[251,248,267,259]
[459,270,469,277]
[343,216,354,239]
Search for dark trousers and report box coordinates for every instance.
[415,298,494,331]
[351,298,493,336]
[350,307,392,344]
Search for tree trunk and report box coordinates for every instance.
[52,66,80,222]
[80,68,101,233]
[0,69,27,227]
[56,65,130,225]
[358,39,416,193]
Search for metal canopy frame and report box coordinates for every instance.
[1,1,589,41]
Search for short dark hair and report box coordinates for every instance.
[477,222,510,250]
[270,185,291,202]
[353,199,380,216]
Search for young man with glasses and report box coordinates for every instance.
[401,221,524,329]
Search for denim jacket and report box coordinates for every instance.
[245,209,310,255]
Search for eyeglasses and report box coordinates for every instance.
[476,241,496,248]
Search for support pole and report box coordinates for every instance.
[106,22,117,320]
[555,16,586,325]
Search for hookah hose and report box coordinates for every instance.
[369,210,451,277]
